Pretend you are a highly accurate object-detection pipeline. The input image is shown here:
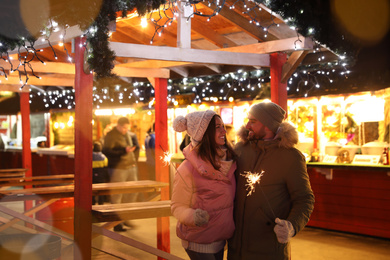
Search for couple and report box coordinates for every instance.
[171,101,315,260]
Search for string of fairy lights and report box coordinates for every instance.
[2,0,353,109]
[0,20,73,89]
[148,0,279,43]
[26,62,351,110]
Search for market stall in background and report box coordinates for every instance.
[2,86,390,167]
[288,88,390,165]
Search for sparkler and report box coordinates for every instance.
[240,171,264,196]
[159,145,190,189]
[160,150,173,166]
[241,170,276,219]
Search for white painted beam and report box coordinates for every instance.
[0,60,169,78]
[8,25,84,54]
[177,1,192,48]
[113,66,170,78]
[204,64,222,73]
[110,42,270,67]
[170,67,189,77]
[221,37,315,54]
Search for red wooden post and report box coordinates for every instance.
[270,53,288,113]
[20,92,33,212]
[154,77,171,258]
[74,36,93,260]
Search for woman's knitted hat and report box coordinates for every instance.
[249,102,286,133]
[173,110,216,146]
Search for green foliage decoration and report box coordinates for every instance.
[86,0,166,79]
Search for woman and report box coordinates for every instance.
[172,110,237,260]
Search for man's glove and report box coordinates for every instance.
[194,209,209,226]
[274,218,295,243]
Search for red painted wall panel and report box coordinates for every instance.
[307,167,390,239]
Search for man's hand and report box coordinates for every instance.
[274,218,295,243]
[126,146,136,153]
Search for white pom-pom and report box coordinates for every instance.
[173,116,187,132]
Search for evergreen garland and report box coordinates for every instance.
[86,0,166,79]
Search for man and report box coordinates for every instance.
[103,117,138,232]
[228,101,315,260]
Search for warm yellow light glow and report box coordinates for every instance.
[304,121,314,132]
[228,97,234,102]
[141,16,148,28]
[95,109,112,116]
[113,108,136,116]
[59,122,65,129]
[54,122,59,129]
[233,103,250,130]
[348,96,385,123]
[326,115,338,127]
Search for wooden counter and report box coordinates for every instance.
[1,150,75,176]
[306,163,390,239]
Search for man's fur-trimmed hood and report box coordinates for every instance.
[237,121,299,149]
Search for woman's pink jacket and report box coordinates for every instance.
[171,144,237,244]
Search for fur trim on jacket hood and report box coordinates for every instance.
[237,121,299,149]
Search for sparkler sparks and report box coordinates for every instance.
[160,151,173,166]
[159,145,190,189]
[241,170,264,196]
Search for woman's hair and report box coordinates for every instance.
[196,115,237,170]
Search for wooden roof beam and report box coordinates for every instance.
[0,60,75,74]
[2,75,75,86]
[281,50,309,83]
[301,51,340,65]
[111,37,313,71]
[8,25,84,55]
[0,84,30,92]
[0,60,169,78]
[113,66,170,78]
[204,64,222,74]
[110,42,270,67]
[190,19,238,48]
[110,30,144,44]
[199,2,278,42]
[116,60,190,69]
[221,37,315,54]
[170,67,189,78]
